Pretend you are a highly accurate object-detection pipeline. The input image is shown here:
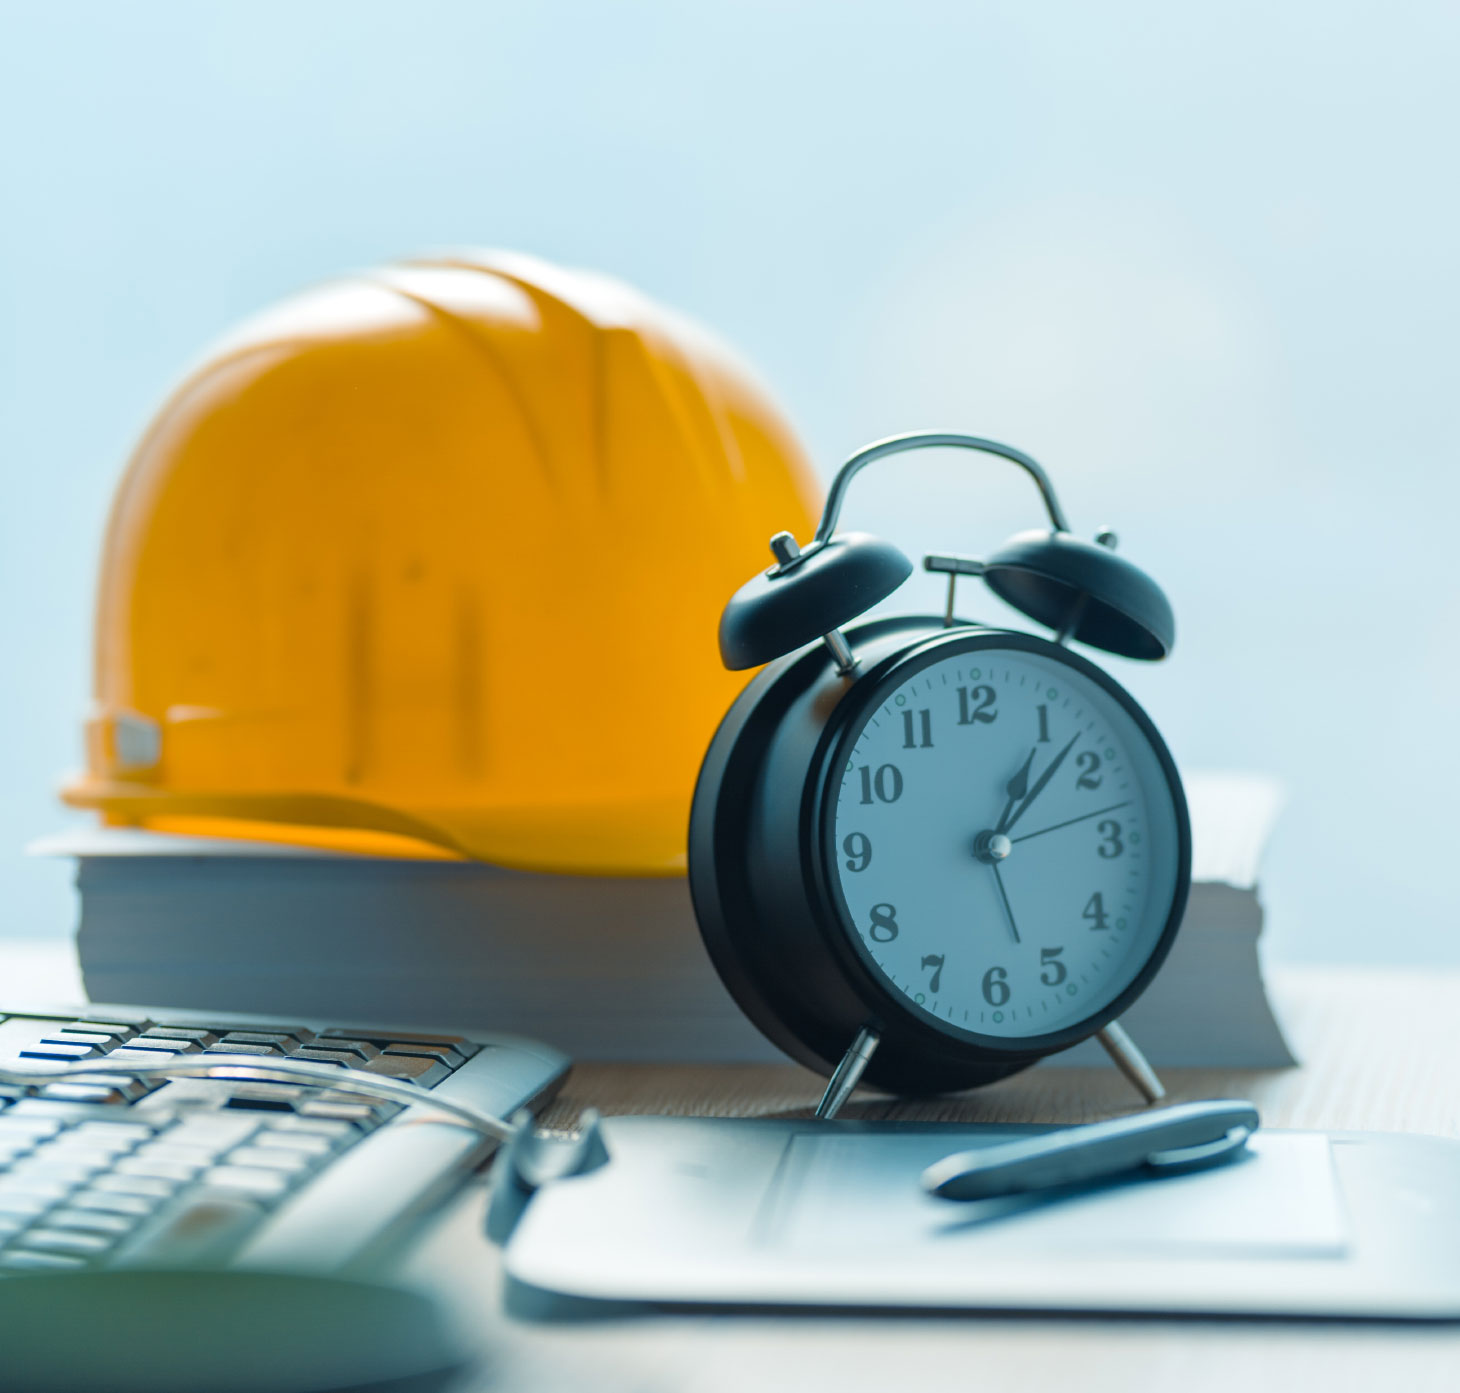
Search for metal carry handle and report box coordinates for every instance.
[810,431,1072,547]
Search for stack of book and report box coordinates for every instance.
[38,772,1292,1068]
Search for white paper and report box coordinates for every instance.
[774,1132,1345,1261]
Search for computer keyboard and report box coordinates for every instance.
[0,1004,569,1273]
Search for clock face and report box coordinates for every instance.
[828,637,1183,1044]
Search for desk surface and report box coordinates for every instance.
[396,964,1460,1393]
[5,941,1459,1392]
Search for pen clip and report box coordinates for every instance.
[1144,1123,1255,1174]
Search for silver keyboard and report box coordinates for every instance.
[0,1005,569,1272]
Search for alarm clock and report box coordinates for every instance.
[688,432,1191,1117]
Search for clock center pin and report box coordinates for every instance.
[973,831,1013,864]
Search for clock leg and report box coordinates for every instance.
[1096,1020,1166,1104]
[814,1026,882,1120]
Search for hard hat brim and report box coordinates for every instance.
[59,776,690,877]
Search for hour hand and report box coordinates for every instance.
[995,749,1036,834]
[1003,732,1079,836]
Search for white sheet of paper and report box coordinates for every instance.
[770,1132,1346,1261]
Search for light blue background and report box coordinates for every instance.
[2,2,1457,960]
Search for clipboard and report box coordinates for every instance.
[495,1116,1460,1320]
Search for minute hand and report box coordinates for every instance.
[1002,733,1079,836]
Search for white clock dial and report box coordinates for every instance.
[830,642,1181,1041]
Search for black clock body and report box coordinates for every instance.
[688,615,1193,1096]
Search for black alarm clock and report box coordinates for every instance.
[688,432,1191,1117]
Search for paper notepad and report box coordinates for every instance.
[502,1117,1460,1319]
[763,1132,1344,1260]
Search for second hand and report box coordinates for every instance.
[1010,800,1132,845]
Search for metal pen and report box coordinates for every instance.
[922,1099,1260,1202]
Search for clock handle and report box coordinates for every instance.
[812,431,1071,546]
[1096,1020,1166,1105]
[814,1026,882,1120]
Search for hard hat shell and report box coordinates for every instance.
[61,251,821,876]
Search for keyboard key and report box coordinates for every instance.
[19,1228,115,1256]
[8,1138,99,1162]
[288,1049,352,1066]
[105,1045,188,1064]
[364,1053,449,1087]
[71,1121,157,1145]
[298,1100,388,1125]
[40,1148,136,1176]
[367,1042,461,1066]
[118,1036,202,1054]
[295,1038,379,1061]
[66,1021,141,1042]
[51,1073,155,1101]
[155,1020,268,1033]
[261,1116,358,1139]
[224,1146,315,1174]
[10,1101,148,1127]
[64,1011,152,1028]
[0,1250,86,1271]
[220,1031,313,1048]
[50,1140,144,1165]
[114,1156,206,1183]
[36,1083,136,1105]
[11,1139,105,1165]
[253,1128,336,1156]
[68,1190,158,1217]
[136,1027,217,1046]
[322,1087,398,1109]
[44,1208,138,1236]
[18,1042,103,1062]
[0,1115,65,1139]
[91,1173,177,1199]
[204,1042,286,1056]
[0,1177,73,1203]
[224,1084,306,1112]
[7,1161,101,1188]
[133,1138,221,1161]
[322,1028,478,1058]
[202,1165,291,1198]
[0,1190,55,1217]
[162,1115,259,1150]
[41,1031,116,1050]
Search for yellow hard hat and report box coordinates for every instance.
[61,251,821,875]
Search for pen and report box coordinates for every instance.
[921,1099,1260,1202]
